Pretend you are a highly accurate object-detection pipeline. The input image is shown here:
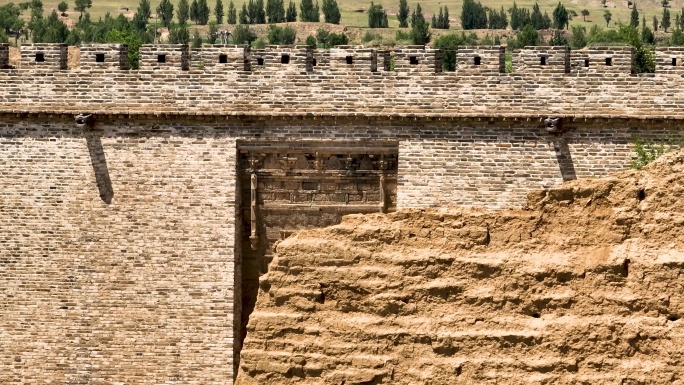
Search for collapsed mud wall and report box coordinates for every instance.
[237,151,684,385]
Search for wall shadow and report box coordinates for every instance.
[85,134,114,204]
[554,137,577,181]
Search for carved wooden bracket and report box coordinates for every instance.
[247,152,266,172]
[279,155,298,170]
[379,174,387,214]
[249,173,258,250]
[313,152,326,171]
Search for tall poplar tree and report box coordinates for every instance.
[300,0,319,22]
[322,0,340,24]
[178,0,190,25]
[215,0,224,23]
[630,3,639,28]
[411,3,430,44]
[397,0,409,27]
[156,0,174,27]
[286,0,297,21]
[227,0,237,23]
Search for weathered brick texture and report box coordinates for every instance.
[140,44,189,70]
[2,44,684,385]
[79,44,128,70]
[1,44,684,117]
[0,119,237,385]
[20,43,67,70]
[515,46,570,74]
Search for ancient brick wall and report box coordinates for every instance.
[0,114,683,385]
[2,43,684,385]
[0,117,238,384]
[2,44,684,117]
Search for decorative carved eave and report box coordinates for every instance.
[0,111,680,126]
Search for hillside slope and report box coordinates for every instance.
[237,150,684,385]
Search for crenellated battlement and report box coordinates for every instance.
[0,43,661,75]
[2,43,684,118]
[20,43,68,70]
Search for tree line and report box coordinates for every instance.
[460,0,573,31]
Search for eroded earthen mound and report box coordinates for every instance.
[237,151,684,385]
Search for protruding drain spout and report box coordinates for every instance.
[544,117,563,134]
[75,113,95,128]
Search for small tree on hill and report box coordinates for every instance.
[571,24,587,48]
[57,1,68,16]
[432,6,449,29]
[156,0,174,27]
[368,2,389,28]
[227,0,237,23]
[196,0,211,24]
[266,0,286,23]
[411,3,430,44]
[132,0,151,30]
[509,2,532,30]
[169,24,190,43]
[300,0,319,22]
[208,20,219,41]
[0,3,24,39]
[653,15,658,31]
[215,0,224,24]
[581,9,589,21]
[178,0,190,25]
[552,2,568,30]
[232,24,257,43]
[268,24,296,43]
[630,3,639,28]
[603,10,611,26]
[286,0,297,21]
[663,7,671,32]
[397,0,409,27]
[322,0,340,24]
[254,0,266,23]
[488,6,508,29]
[315,28,347,47]
[190,0,200,22]
[239,3,249,23]
[461,0,487,30]
[74,0,91,20]
[517,24,539,46]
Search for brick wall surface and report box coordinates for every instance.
[0,118,237,385]
[19,43,67,70]
[2,44,684,117]
[79,44,128,71]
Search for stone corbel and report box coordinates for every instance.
[279,154,298,170]
[344,154,357,176]
[313,152,326,171]
[247,152,266,172]
[544,117,564,134]
[374,154,389,171]
[75,113,96,128]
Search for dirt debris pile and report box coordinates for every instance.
[237,151,684,385]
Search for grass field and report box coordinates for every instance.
[31,0,684,39]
